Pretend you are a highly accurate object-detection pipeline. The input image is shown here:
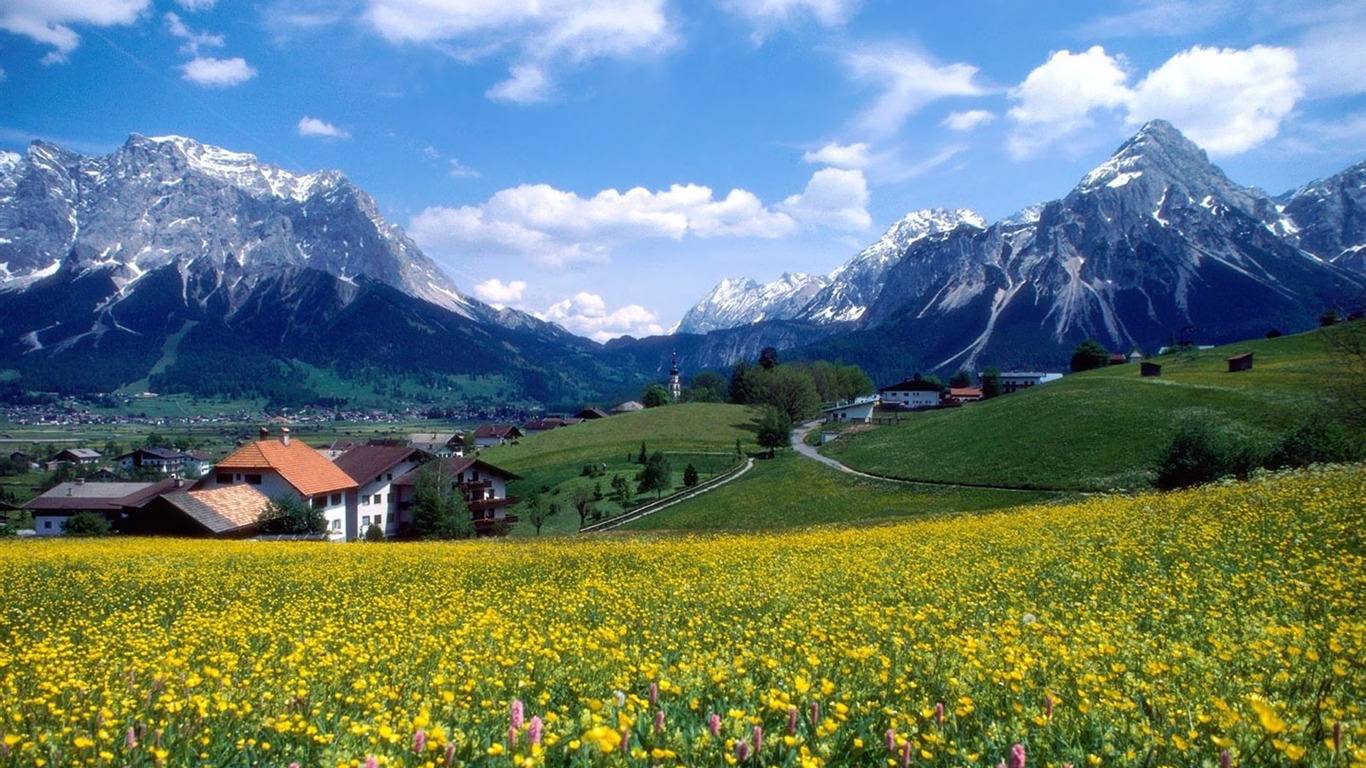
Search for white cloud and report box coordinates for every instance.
[448,159,480,178]
[801,141,871,169]
[1006,46,1131,158]
[842,45,988,138]
[472,278,527,308]
[165,12,223,56]
[1007,43,1305,159]
[720,0,859,41]
[941,109,996,131]
[540,292,664,343]
[1126,46,1301,155]
[0,0,149,63]
[175,0,217,11]
[181,56,257,87]
[364,0,675,102]
[0,68,6,82]
[297,116,349,139]
[409,180,799,268]
[781,168,871,231]
[486,65,553,104]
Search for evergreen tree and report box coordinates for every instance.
[755,406,792,458]
[981,367,1003,399]
[411,463,473,539]
[683,463,699,487]
[637,451,673,498]
[1071,339,1111,372]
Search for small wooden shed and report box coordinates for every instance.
[1227,352,1253,372]
[1140,362,1162,378]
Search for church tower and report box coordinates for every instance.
[668,352,681,400]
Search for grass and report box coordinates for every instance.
[620,450,1060,531]
[481,403,755,534]
[820,327,1362,491]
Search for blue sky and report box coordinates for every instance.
[2,0,1364,341]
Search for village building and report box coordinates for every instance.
[878,375,942,410]
[668,352,682,400]
[999,371,1064,394]
[117,447,212,477]
[45,447,101,470]
[392,456,522,536]
[610,401,645,415]
[948,386,984,403]
[204,427,359,540]
[407,433,465,457]
[333,444,428,537]
[23,478,173,536]
[574,407,611,420]
[1141,361,1163,377]
[473,424,523,448]
[1227,352,1254,372]
[129,482,272,538]
[823,397,879,424]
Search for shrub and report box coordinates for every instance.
[363,523,386,542]
[63,511,112,537]
[1264,413,1360,470]
[258,493,326,536]
[1153,422,1261,490]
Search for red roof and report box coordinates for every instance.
[216,438,357,496]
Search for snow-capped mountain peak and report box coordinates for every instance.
[674,272,828,334]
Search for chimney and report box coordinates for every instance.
[259,426,269,441]
[172,474,183,489]
[76,477,85,486]
[281,427,291,446]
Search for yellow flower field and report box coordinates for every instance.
[0,466,1363,768]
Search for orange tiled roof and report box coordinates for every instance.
[163,484,271,535]
[216,439,357,496]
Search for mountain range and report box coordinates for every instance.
[0,134,631,407]
[673,120,1364,380]
[0,122,1362,407]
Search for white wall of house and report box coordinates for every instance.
[34,515,67,536]
[357,458,423,536]
[881,389,940,408]
[205,470,352,540]
[824,400,877,423]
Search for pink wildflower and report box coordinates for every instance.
[413,728,426,754]
[787,707,798,735]
[1009,742,1027,768]
[708,712,721,738]
[620,729,630,756]
[654,710,665,735]
[935,701,945,725]
[752,725,763,754]
[886,728,896,753]
[364,759,378,768]
[444,743,456,766]
[507,725,517,750]
[510,699,525,731]
[1044,693,1054,720]
[649,681,659,705]
[900,740,912,768]
[810,701,820,728]
[528,716,543,745]
[1221,750,1231,768]
[736,740,750,762]
[126,728,137,749]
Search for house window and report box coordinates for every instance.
[216,473,232,484]
[246,474,262,485]
[330,519,341,531]
[361,515,371,527]
[330,493,341,506]
[385,473,392,481]
[44,520,52,529]
[312,496,325,509]
[374,514,383,527]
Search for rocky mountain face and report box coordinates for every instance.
[673,273,829,334]
[1278,160,1366,275]
[671,120,1362,378]
[676,208,985,334]
[0,135,629,405]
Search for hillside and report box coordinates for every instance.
[819,324,1363,491]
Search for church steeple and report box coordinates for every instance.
[668,352,681,399]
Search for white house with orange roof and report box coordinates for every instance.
[204,427,359,540]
